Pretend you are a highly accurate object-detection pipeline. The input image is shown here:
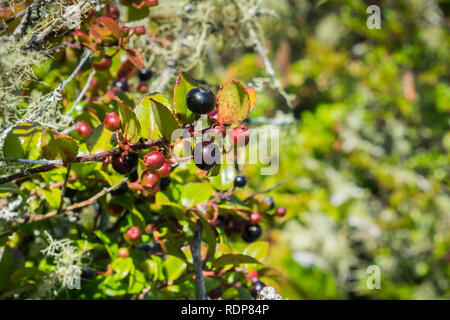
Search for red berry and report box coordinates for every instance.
[90,78,99,90]
[112,152,138,174]
[134,26,146,35]
[145,224,153,234]
[109,6,119,15]
[76,121,91,139]
[212,124,226,137]
[156,161,171,177]
[108,203,125,217]
[125,226,141,243]
[143,151,165,169]
[229,125,250,147]
[249,212,262,224]
[140,169,161,193]
[104,112,121,131]
[275,206,287,217]
[118,247,129,258]
[121,26,131,37]
[92,57,112,70]
[138,83,148,93]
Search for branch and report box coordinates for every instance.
[24,178,128,222]
[0,158,62,165]
[56,165,71,215]
[67,70,96,115]
[243,181,286,203]
[191,218,206,300]
[0,49,92,147]
[248,26,294,109]
[0,139,164,185]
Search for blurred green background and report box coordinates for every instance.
[225,0,449,299]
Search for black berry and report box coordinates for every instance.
[138,69,153,81]
[112,79,129,92]
[242,224,262,243]
[112,152,138,174]
[186,87,215,114]
[193,141,220,171]
[160,177,171,191]
[261,196,275,211]
[250,279,265,298]
[234,175,247,188]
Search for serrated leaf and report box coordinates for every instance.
[217,80,251,124]
[173,71,198,124]
[116,99,141,143]
[150,97,181,141]
[41,128,78,164]
[3,122,43,161]
[86,124,115,154]
[180,182,213,208]
[212,254,261,270]
[124,47,144,70]
[135,95,162,140]
[210,164,235,190]
[243,241,269,261]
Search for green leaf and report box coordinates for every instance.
[180,182,213,208]
[163,256,187,281]
[212,254,261,270]
[0,182,20,194]
[150,97,181,141]
[197,214,217,259]
[116,99,141,143]
[86,124,115,154]
[217,80,251,124]
[130,208,145,231]
[134,94,162,140]
[243,241,269,261]
[41,128,79,164]
[94,230,118,259]
[128,269,146,294]
[173,71,199,124]
[126,5,149,22]
[111,257,134,280]
[210,164,235,190]
[3,122,43,161]
[41,188,61,209]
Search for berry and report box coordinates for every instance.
[112,79,129,92]
[261,196,275,211]
[81,267,96,280]
[186,87,215,114]
[134,26,146,35]
[207,287,223,299]
[125,226,141,243]
[242,224,262,243]
[249,212,262,224]
[104,112,121,131]
[160,177,171,191]
[120,26,131,36]
[156,161,171,177]
[111,182,128,195]
[138,69,153,81]
[275,206,287,217]
[229,125,250,147]
[108,203,125,217]
[112,152,138,174]
[234,175,246,188]
[92,57,112,70]
[140,169,161,193]
[207,109,219,126]
[118,247,129,258]
[250,279,266,298]
[145,224,153,234]
[76,121,91,139]
[143,151,165,169]
[193,141,220,171]
[137,83,148,93]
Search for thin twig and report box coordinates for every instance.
[0,139,164,185]
[191,218,206,300]
[67,70,96,115]
[243,181,286,203]
[0,158,62,165]
[56,165,71,215]
[24,178,128,222]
